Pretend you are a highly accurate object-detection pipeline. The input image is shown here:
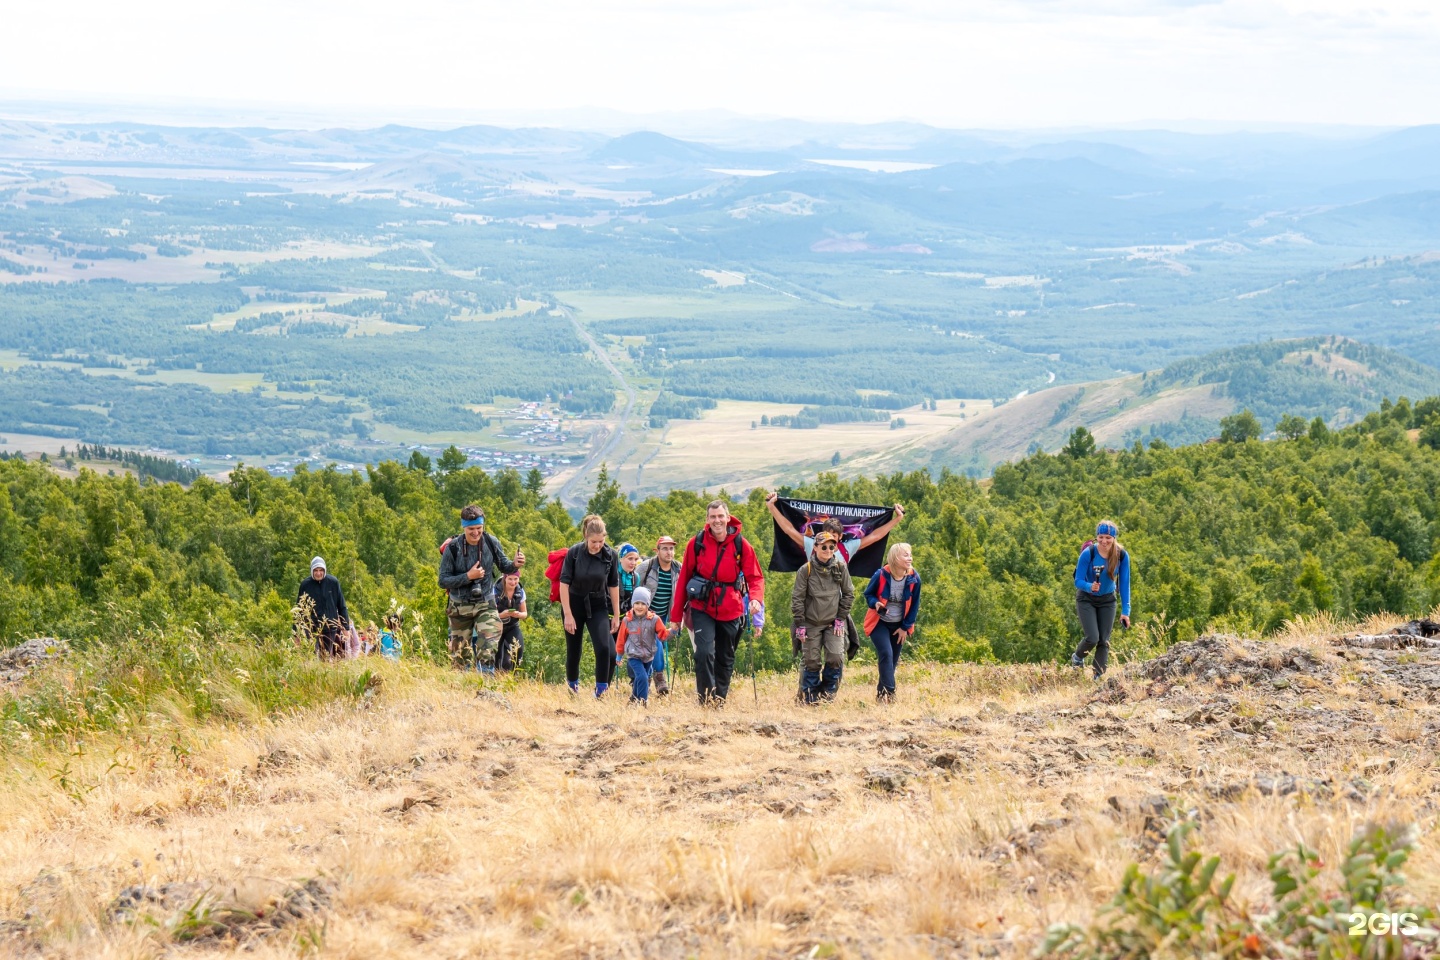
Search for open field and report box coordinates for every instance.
[636,399,997,494]
[0,433,83,456]
[455,298,549,321]
[556,290,801,322]
[697,269,747,288]
[196,291,388,332]
[0,621,1435,958]
[0,239,388,285]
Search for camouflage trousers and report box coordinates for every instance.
[447,597,502,670]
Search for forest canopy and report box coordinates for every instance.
[3,397,1440,675]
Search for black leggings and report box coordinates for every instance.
[1074,592,1116,674]
[497,622,524,672]
[565,608,615,684]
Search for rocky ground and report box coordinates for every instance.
[0,624,1436,958]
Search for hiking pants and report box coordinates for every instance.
[1074,591,1116,676]
[652,640,670,695]
[448,598,502,670]
[626,657,655,702]
[799,622,844,703]
[565,608,615,685]
[800,622,844,672]
[314,624,345,660]
[497,622,524,673]
[869,622,903,696]
[691,609,742,705]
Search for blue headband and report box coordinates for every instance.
[1096,522,1118,537]
[462,516,485,528]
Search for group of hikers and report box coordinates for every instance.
[296,494,1133,705]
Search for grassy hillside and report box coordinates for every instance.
[0,622,1434,958]
[617,336,1440,494]
[886,336,1440,477]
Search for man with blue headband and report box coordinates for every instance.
[438,504,526,671]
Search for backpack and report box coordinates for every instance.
[544,543,616,604]
[689,526,746,593]
[544,548,568,603]
[439,533,504,595]
[1080,540,1126,584]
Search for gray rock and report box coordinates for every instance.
[474,690,512,710]
[863,766,909,793]
[0,638,68,683]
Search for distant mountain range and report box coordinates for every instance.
[4,117,1440,196]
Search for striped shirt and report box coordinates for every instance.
[651,565,675,623]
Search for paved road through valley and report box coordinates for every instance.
[556,305,636,508]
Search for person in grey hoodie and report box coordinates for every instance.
[297,555,350,660]
[791,531,855,704]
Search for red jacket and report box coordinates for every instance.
[671,516,765,625]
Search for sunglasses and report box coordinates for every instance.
[815,543,837,551]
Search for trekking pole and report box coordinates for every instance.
[745,617,758,705]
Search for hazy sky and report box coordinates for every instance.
[5,0,1438,128]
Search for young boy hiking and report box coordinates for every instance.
[616,587,670,705]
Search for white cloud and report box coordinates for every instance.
[3,0,1437,127]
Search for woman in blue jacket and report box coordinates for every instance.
[1069,520,1131,679]
[863,542,920,703]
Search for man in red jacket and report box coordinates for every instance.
[671,499,765,706]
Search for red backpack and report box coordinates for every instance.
[544,547,569,603]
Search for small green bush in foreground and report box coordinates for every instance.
[1041,820,1437,959]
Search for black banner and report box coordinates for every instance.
[768,497,895,577]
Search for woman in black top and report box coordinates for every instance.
[494,571,527,672]
[559,514,621,697]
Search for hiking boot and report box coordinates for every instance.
[877,690,896,705]
[1069,654,1084,669]
[595,682,609,699]
[567,680,579,695]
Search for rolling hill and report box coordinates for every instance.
[619,337,1440,496]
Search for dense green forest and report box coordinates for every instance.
[5,397,1440,692]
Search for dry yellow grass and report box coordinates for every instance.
[1,629,1437,958]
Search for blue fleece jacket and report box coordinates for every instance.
[863,566,922,632]
[1074,543,1131,616]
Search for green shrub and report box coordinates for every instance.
[1040,821,1437,959]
